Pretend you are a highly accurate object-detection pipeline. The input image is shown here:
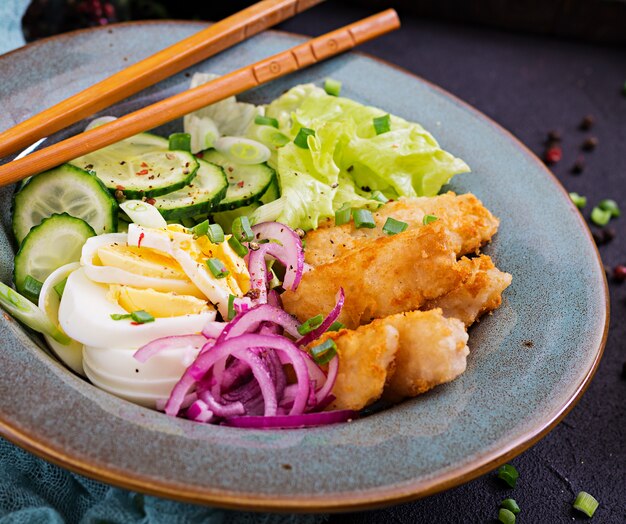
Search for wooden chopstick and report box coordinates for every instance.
[0,9,400,187]
[0,0,325,159]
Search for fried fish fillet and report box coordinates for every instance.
[425,255,513,326]
[312,309,469,410]
[305,192,499,266]
[382,309,469,402]
[283,223,470,329]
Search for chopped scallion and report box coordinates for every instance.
[168,132,192,152]
[324,78,342,97]
[192,219,209,237]
[423,214,438,225]
[227,294,236,321]
[23,275,43,300]
[207,223,225,244]
[310,338,337,365]
[254,115,279,128]
[110,313,132,321]
[496,464,519,488]
[327,321,345,332]
[53,277,68,299]
[500,499,520,515]
[228,235,249,257]
[297,314,324,336]
[498,508,516,524]
[294,127,315,149]
[335,205,352,226]
[383,217,408,235]
[131,310,155,324]
[206,258,230,279]
[371,190,388,203]
[373,114,391,135]
[590,206,611,226]
[232,216,254,243]
[573,491,599,517]
[352,208,376,229]
[569,192,587,209]
[598,198,620,217]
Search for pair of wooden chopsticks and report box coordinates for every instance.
[0,1,400,186]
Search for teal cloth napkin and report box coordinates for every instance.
[0,4,323,523]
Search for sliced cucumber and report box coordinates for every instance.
[12,164,118,244]
[152,159,228,220]
[70,132,199,198]
[210,175,280,232]
[14,214,95,302]
[199,149,275,212]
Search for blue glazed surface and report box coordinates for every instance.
[0,22,607,510]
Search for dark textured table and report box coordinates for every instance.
[275,3,626,523]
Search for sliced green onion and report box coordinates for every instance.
[228,235,249,257]
[227,294,236,321]
[423,214,438,225]
[498,508,516,524]
[120,200,167,229]
[569,192,587,209]
[383,217,408,235]
[598,198,620,217]
[254,115,279,128]
[327,321,345,332]
[373,114,391,135]
[310,338,337,365]
[255,126,290,147]
[500,499,520,515]
[110,313,132,321]
[232,216,254,242]
[324,78,342,97]
[297,314,324,336]
[23,275,43,301]
[294,127,315,149]
[573,491,599,517]
[335,205,352,226]
[206,258,230,279]
[352,208,376,229]
[168,132,192,152]
[206,223,225,244]
[131,310,155,324]
[496,464,519,488]
[192,219,209,237]
[371,190,388,203]
[0,282,70,344]
[590,206,611,226]
[214,136,271,165]
[53,277,68,299]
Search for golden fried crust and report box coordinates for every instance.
[382,309,469,402]
[423,255,513,326]
[305,192,500,266]
[282,223,470,329]
[312,323,399,411]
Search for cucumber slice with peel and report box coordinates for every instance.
[14,214,95,303]
[70,132,199,198]
[153,159,228,220]
[12,164,117,244]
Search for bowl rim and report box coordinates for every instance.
[0,20,610,512]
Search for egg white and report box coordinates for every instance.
[81,233,203,296]
[58,267,216,348]
[38,262,85,376]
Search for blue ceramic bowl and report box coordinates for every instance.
[0,22,608,511]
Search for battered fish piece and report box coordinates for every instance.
[305,192,499,266]
[424,255,513,326]
[312,309,468,410]
[382,309,469,401]
[282,223,470,329]
[310,321,399,411]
